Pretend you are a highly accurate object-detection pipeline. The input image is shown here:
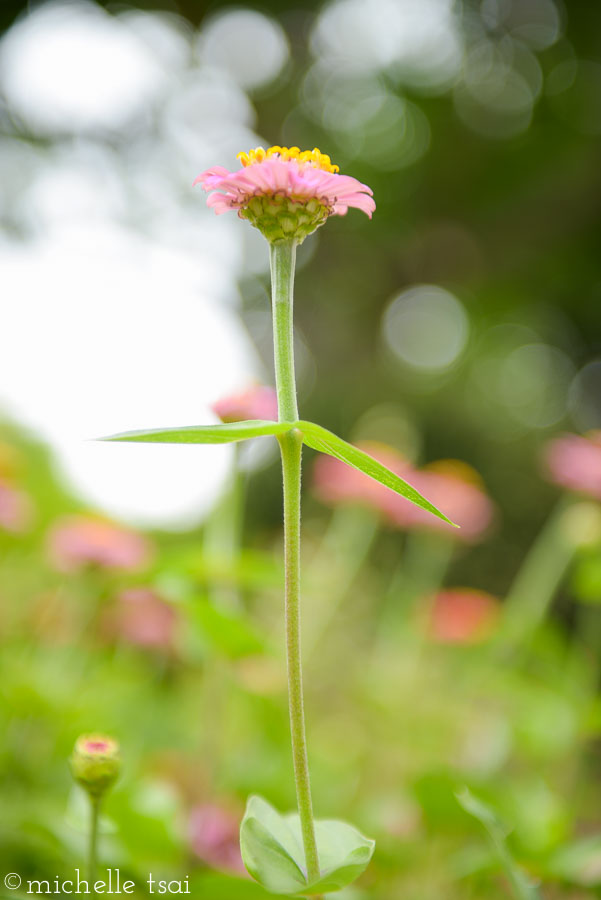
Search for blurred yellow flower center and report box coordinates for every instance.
[237,146,339,173]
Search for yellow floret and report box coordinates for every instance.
[237,145,339,173]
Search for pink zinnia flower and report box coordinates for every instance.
[313,450,493,542]
[0,480,33,533]
[543,431,601,500]
[106,588,178,651]
[212,384,278,423]
[47,514,153,573]
[313,441,414,516]
[387,460,494,543]
[189,804,245,875]
[195,145,374,243]
[424,588,500,644]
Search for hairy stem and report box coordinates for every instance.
[88,796,100,882]
[270,239,320,881]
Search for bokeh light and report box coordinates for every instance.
[196,9,289,91]
[0,1,174,134]
[382,285,469,372]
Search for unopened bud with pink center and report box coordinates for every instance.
[70,734,121,799]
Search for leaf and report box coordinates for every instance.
[297,420,456,527]
[191,599,266,658]
[456,788,541,900]
[100,415,454,526]
[100,420,293,444]
[240,795,375,896]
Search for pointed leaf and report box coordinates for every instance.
[240,795,375,896]
[100,420,293,445]
[297,420,456,527]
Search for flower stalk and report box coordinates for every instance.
[271,239,320,882]
[88,796,100,882]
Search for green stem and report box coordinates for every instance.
[88,795,100,882]
[304,506,379,659]
[270,240,320,882]
[500,497,575,648]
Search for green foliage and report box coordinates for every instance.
[456,789,541,900]
[240,796,375,895]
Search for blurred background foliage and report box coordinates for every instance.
[2,0,601,897]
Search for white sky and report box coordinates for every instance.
[0,1,284,527]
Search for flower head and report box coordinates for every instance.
[70,734,121,798]
[313,450,493,543]
[212,384,278,423]
[544,431,601,500]
[47,514,153,573]
[424,588,500,644]
[313,442,413,515]
[189,803,245,874]
[105,587,178,652]
[388,460,494,543]
[195,145,375,243]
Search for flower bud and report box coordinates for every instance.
[70,734,120,799]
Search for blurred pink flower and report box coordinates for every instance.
[0,480,33,533]
[212,385,278,423]
[387,460,494,543]
[425,588,500,644]
[107,588,177,651]
[196,146,374,220]
[47,514,152,573]
[544,431,601,500]
[313,449,493,542]
[189,804,245,874]
[312,442,414,515]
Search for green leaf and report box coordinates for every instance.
[297,420,456,527]
[456,789,541,900]
[191,599,267,659]
[240,795,375,896]
[100,416,453,526]
[100,420,293,444]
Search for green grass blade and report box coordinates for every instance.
[457,789,541,900]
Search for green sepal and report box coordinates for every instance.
[240,795,375,896]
